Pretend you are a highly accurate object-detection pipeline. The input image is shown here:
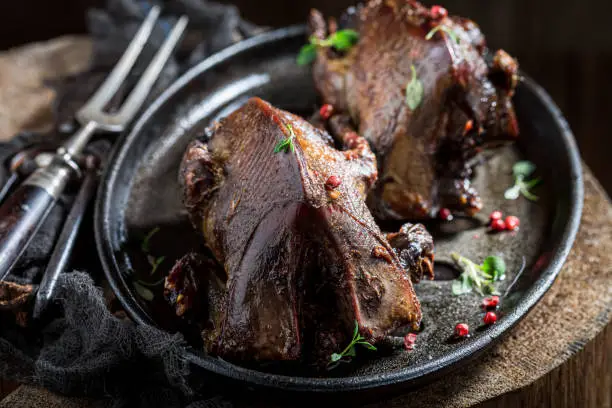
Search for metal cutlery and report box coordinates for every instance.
[0,6,188,281]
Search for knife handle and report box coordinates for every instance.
[0,160,74,281]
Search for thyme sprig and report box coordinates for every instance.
[405,64,424,110]
[297,29,359,65]
[141,226,160,253]
[504,161,541,201]
[328,321,377,370]
[425,25,460,44]
[274,123,296,153]
[451,253,506,296]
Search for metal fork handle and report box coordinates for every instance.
[0,121,98,281]
[0,159,74,281]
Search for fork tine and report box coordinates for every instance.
[113,16,189,125]
[76,6,161,122]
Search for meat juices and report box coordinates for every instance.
[309,0,519,220]
[169,97,433,365]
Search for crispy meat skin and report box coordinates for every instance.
[172,97,433,364]
[310,0,519,220]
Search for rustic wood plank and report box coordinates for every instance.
[477,321,612,408]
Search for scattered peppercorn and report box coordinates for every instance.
[489,210,503,224]
[344,131,360,149]
[438,207,453,221]
[482,295,500,310]
[319,104,334,120]
[404,333,417,350]
[490,218,506,232]
[505,215,520,231]
[430,5,448,19]
[325,175,342,190]
[454,323,469,338]
[483,311,497,325]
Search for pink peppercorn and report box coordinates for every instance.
[319,104,334,120]
[483,311,498,325]
[491,218,506,232]
[438,207,453,221]
[489,210,503,224]
[454,323,469,338]
[431,5,448,19]
[325,175,342,190]
[482,296,500,310]
[404,333,417,350]
[505,215,520,231]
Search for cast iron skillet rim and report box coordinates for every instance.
[95,25,584,392]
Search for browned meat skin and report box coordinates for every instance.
[309,0,519,220]
[176,97,433,363]
[387,223,434,283]
[164,252,227,348]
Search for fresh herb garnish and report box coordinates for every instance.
[141,226,160,253]
[405,64,424,110]
[328,321,377,369]
[296,29,360,65]
[450,253,505,296]
[504,160,541,201]
[274,123,296,153]
[297,43,317,65]
[425,25,460,44]
[133,281,154,301]
[148,256,165,275]
[135,277,166,287]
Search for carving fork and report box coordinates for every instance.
[0,7,188,281]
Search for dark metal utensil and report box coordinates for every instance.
[32,155,100,320]
[0,150,55,205]
[0,7,188,281]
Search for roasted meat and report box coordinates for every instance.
[169,97,434,365]
[309,0,519,220]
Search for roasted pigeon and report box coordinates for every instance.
[165,97,434,365]
[309,0,519,220]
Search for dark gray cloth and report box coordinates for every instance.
[0,1,261,406]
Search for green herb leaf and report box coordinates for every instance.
[274,123,296,154]
[328,29,359,50]
[504,184,521,200]
[141,226,160,253]
[358,341,377,351]
[133,281,154,301]
[328,321,377,369]
[405,65,424,110]
[297,43,317,65]
[135,277,166,287]
[150,256,165,275]
[425,25,459,44]
[451,253,504,296]
[297,30,359,66]
[512,161,536,178]
[482,256,506,276]
[452,279,472,295]
[520,186,539,201]
[506,161,541,201]
[345,347,357,357]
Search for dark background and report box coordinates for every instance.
[0,0,610,194]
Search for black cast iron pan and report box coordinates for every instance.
[95,25,583,397]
